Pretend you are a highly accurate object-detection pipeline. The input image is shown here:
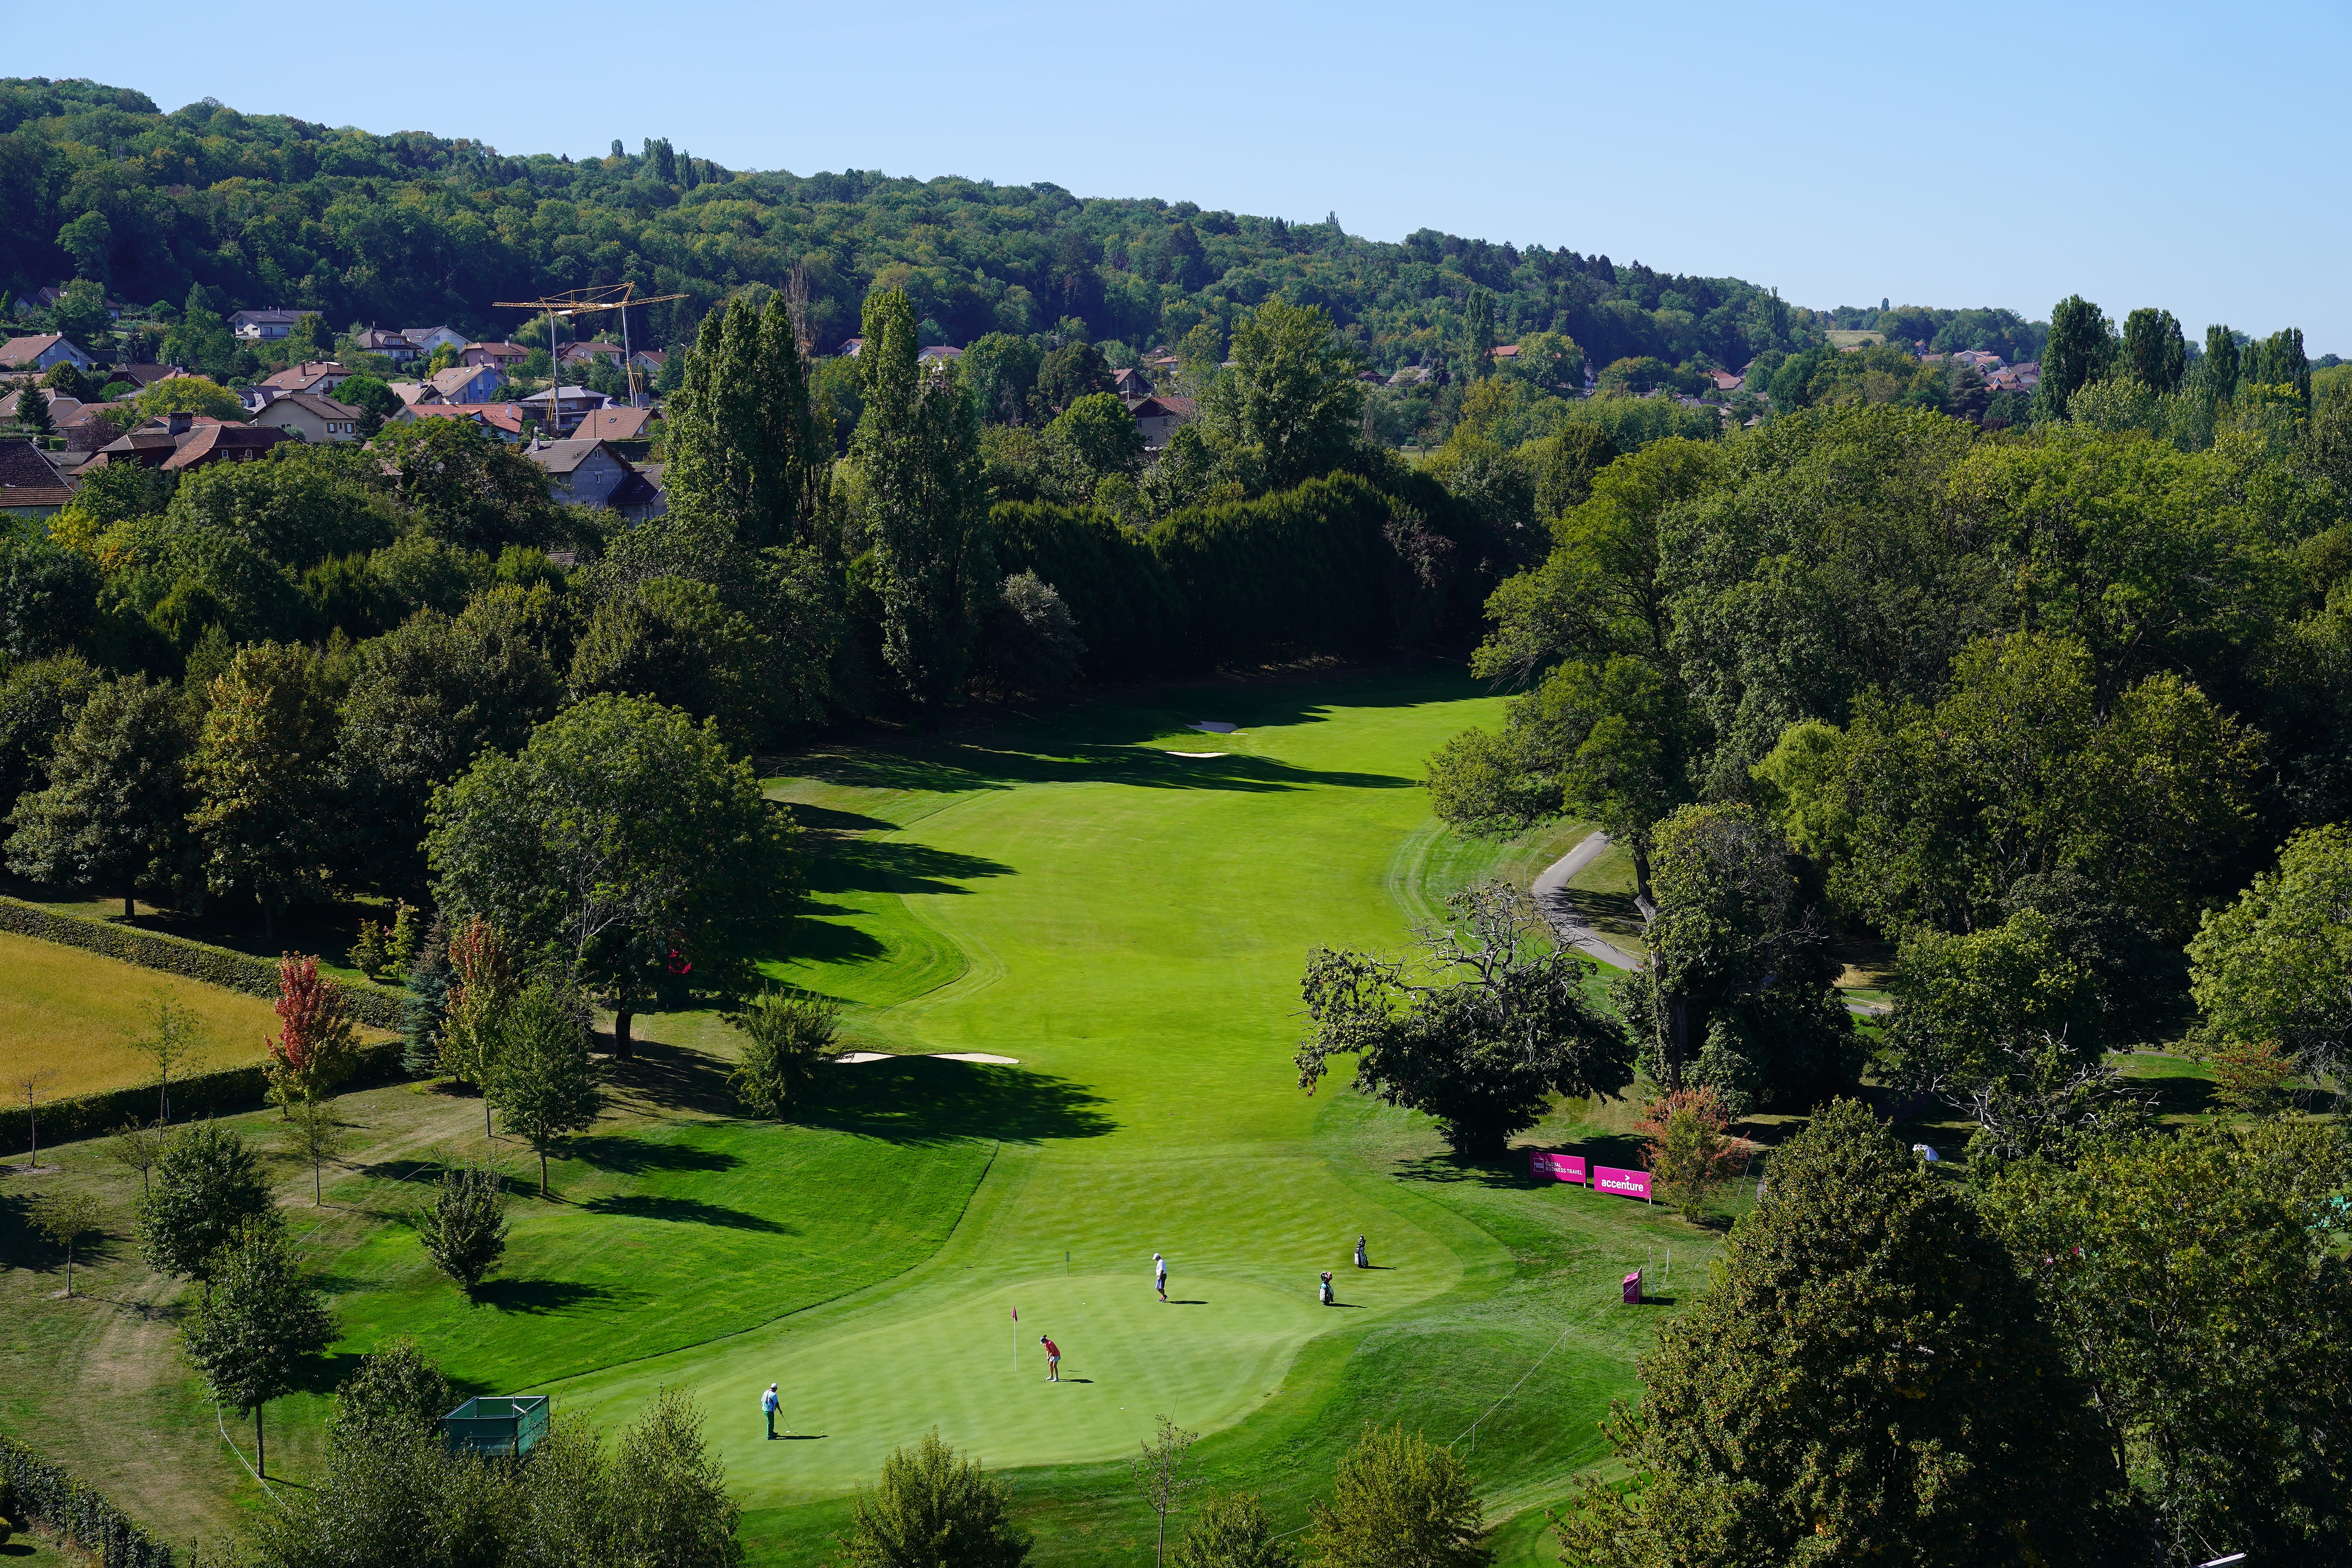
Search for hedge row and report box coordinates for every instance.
[0,897,407,1029]
[0,1434,178,1568]
[1,1037,407,1155]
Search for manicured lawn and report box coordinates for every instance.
[0,931,284,1100]
[4,669,1728,1560]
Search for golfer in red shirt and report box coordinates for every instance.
[1040,1334,1061,1382]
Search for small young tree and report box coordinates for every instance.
[607,1387,745,1568]
[280,1099,356,1205]
[1131,1414,1205,1568]
[488,984,601,1196]
[846,1428,1031,1568]
[29,1188,105,1297]
[181,1218,334,1477]
[414,1156,507,1292]
[265,953,358,1109]
[136,1120,276,1294]
[331,1333,454,1445]
[134,992,200,1123]
[104,1118,165,1196]
[436,916,515,1125]
[13,1066,58,1170]
[728,992,842,1122]
[347,919,387,979]
[1302,1425,1486,1568]
[2208,1036,2294,1114]
[1296,882,1633,1158]
[1634,1086,1748,1221]
[384,899,422,974]
[1172,1492,1298,1568]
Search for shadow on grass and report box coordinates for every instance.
[597,1038,741,1119]
[569,1132,740,1176]
[473,1278,632,1315]
[579,1195,794,1233]
[808,1057,1114,1146]
[1394,1132,1653,1189]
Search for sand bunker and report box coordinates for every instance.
[1168,751,1229,759]
[834,1051,1023,1066]
[1188,721,1238,734]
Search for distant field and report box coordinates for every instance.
[0,930,283,1098]
[1826,328,1887,348]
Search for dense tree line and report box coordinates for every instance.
[5,75,1878,392]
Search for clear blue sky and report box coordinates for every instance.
[25,1,2350,351]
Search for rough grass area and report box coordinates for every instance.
[0,930,285,1100]
[5,670,1737,1562]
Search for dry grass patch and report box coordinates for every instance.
[0,930,285,1098]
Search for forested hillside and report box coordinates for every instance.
[0,76,2047,374]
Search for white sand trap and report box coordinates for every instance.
[1168,751,1229,758]
[833,1051,1023,1065]
[1188,721,1238,734]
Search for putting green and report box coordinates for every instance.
[550,675,1510,1499]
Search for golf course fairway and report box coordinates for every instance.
[546,671,1717,1561]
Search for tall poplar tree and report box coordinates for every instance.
[854,288,995,719]
[663,295,831,551]
[2038,294,2114,417]
[2121,307,2186,394]
[2203,323,2239,400]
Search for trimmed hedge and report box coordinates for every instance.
[0,1434,177,1568]
[0,896,407,1029]
[0,1036,407,1154]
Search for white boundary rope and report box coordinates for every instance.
[1447,1321,1576,1455]
[214,1400,286,1510]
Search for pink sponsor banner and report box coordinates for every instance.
[1528,1151,1587,1183]
[1593,1165,1652,1200]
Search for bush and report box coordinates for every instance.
[728,993,842,1122]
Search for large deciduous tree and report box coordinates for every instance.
[662,294,831,551]
[1296,880,1632,1158]
[425,693,803,1054]
[1556,1099,2127,1568]
[136,1120,275,1292]
[855,289,996,718]
[5,673,198,915]
[1200,294,1365,492]
[188,641,339,934]
[2187,821,2352,1083]
[1988,1121,2352,1565]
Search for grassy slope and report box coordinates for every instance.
[2,671,1715,1561]
[0,931,286,1098]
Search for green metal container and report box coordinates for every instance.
[441,1395,550,1457]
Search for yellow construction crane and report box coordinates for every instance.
[492,282,686,411]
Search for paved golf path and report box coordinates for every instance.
[1530,831,1642,969]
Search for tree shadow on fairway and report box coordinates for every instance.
[1394,1131,1653,1190]
[809,1057,1114,1146]
[579,1194,794,1233]
[568,1132,741,1176]
[597,1037,741,1119]
[787,731,1415,802]
[473,1278,634,1315]
[784,802,900,836]
[825,838,1016,898]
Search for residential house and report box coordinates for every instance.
[1706,368,1744,393]
[835,337,864,358]
[517,385,613,436]
[1489,344,1521,365]
[387,381,437,407]
[916,345,963,368]
[229,308,306,341]
[401,325,467,356]
[0,334,96,374]
[1387,364,1438,388]
[251,392,366,443]
[0,388,80,423]
[0,438,74,518]
[526,437,665,518]
[350,327,421,366]
[261,361,356,398]
[425,363,505,404]
[628,348,666,376]
[107,364,184,390]
[59,402,132,453]
[91,412,295,472]
[557,341,624,367]
[391,402,529,442]
[570,405,656,444]
[463,341,531,370]
[1129,394,1196,451]
[1111,366,1154,401]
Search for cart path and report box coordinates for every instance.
[1532,831,1643,969]
[1534,830,1888,1015]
